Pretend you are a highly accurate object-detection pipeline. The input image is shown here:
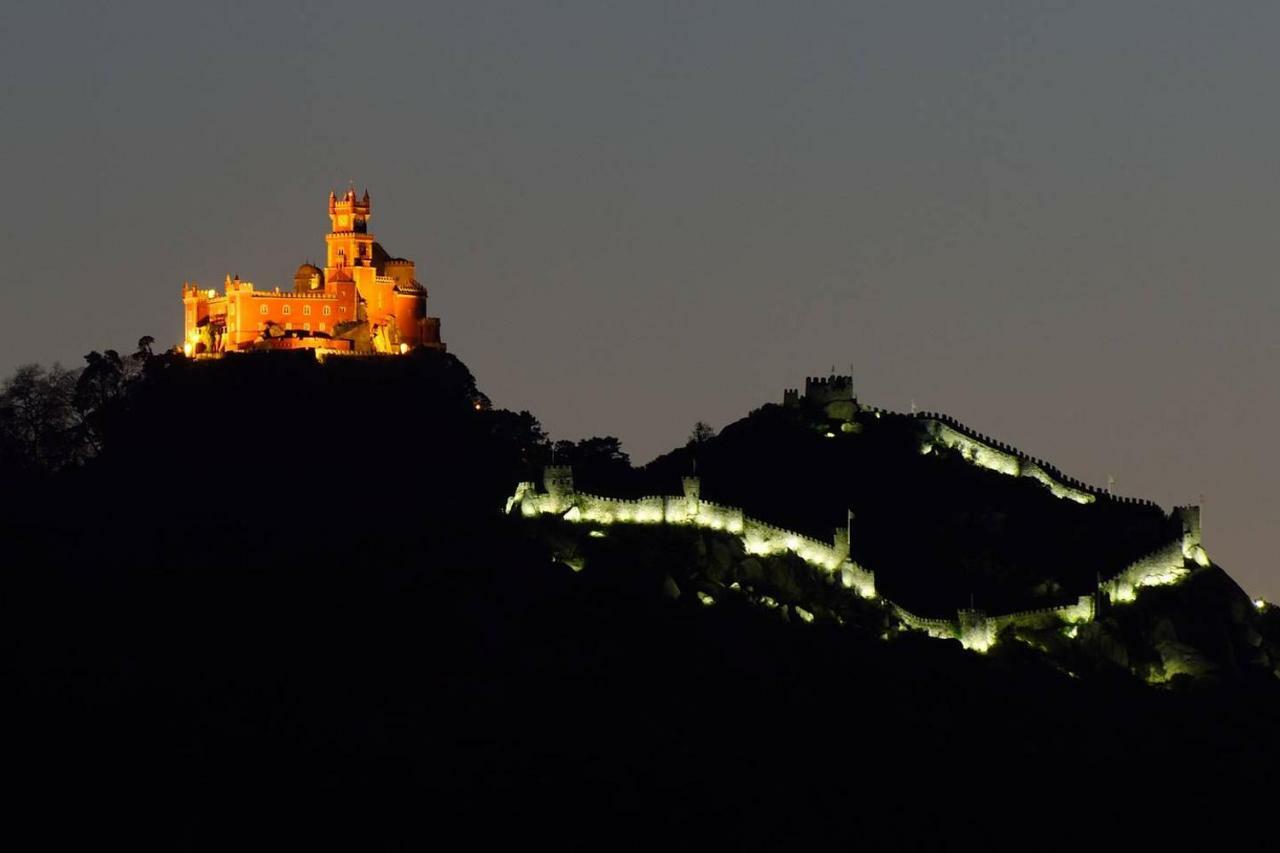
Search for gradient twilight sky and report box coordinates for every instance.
[2,2,1278,599]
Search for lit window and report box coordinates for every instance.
[285,322,292,330]
[318,322,325,331]
[340,306,347,313]
[282,305,291,316]
[259,304,268,315]
[303,322,310,331]
[303,305,311,316]
[322,305,331,316]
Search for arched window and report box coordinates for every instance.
[282,305,291,316]
[259,304,268,315]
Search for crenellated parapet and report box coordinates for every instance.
[804,375,856,401]
[248,290,340,301]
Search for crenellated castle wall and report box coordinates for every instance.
[915,411,1166,510]
[988,595,1096,634]
[920,415,1096,504]
[508,468,874,599]
[507,466,1204,653]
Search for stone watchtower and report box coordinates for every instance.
[543,465,576,508]
[681,476,701,518]
[805,375,857,421]
[783,374,859,421]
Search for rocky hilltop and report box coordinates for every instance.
[512,387,1279,686]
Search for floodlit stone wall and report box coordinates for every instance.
[508,466,1202,654]
[1097,506,1205,604]
[989,595,1096,634]
[507,471,874,598]
[1100,540,1190,604]
[890,603,957,641]
[890,594,1097,650]
[920,417,1095,504]
[917,411,1169,510]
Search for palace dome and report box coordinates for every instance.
[293,262,323,291]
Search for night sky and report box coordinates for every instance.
[2,2,1277,600]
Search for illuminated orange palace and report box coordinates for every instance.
[181,188,444,356]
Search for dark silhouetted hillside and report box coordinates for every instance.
[2,350,1277,846]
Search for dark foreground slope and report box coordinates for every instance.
[3,352,1278,846]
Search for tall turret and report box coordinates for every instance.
[325,188,375,271]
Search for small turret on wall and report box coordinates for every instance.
[1176,505,1209,566]
[543,465,576,511]
[833,526,850,563]
[681,476,701,516]
[957,608,996,652]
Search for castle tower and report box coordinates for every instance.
[833,526,850,562]
[957,608,995,652]
[543,466,576,508]
[681,476,701,519]
[326,188,375,271]
[1177,505,1209,567]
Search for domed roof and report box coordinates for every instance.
[293,262,324,292]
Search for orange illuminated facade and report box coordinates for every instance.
[181,188,444,356]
